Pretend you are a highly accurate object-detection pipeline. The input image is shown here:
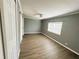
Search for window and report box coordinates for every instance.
[48,22,63,35]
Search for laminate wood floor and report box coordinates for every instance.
[19,34,79,59]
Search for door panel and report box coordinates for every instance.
[1,0,18,59]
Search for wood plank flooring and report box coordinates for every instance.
[19,34,79,59]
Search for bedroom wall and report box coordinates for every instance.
[24,18,41,34]
[41,13,79,54]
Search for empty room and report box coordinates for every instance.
[19,0,79,59]
[0,0,79,59]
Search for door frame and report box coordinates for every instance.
[0,11,4,59]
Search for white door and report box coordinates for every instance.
[0,15,4,59]
[1,0,18,59]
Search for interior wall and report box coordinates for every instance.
[24,18,41,34]
[0,0,2,9]
[41,13,79,54]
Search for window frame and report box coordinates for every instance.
[48,22,63,35]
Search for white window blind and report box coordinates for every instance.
[48,22,63,35]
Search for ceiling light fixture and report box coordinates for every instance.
[34,13,43,18]
[32,9,43,18]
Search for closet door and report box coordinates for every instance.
[1,0,18,59]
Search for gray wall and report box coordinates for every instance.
[41,13,79,53]
[24,18,41,34]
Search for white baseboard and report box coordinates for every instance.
[24,32,41,34]
[41,33,79,55]
[18,48,20,59]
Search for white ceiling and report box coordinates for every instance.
[20,0,79,20]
